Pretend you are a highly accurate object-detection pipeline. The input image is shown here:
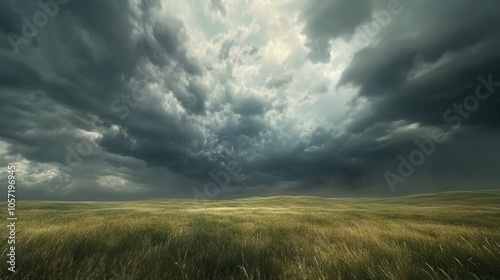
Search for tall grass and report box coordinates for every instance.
[1,190,500,279]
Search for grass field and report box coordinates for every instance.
[2,190,500,280]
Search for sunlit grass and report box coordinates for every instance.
[1,190,500,279]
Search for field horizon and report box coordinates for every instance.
[17,188,500,203]
[2,189,500,279]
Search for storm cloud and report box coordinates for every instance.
[0,0,499,200]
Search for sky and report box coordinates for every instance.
[0,0,499,200]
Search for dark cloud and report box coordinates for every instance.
[0,0,211,198]
[338,0,500,132]
[301,0,372,62]
[232,96,266,116]
[0,0,499,200]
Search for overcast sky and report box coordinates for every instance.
[1,0,499,200]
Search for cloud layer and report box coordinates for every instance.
[1,0,499,200]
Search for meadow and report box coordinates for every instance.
[1,190,500,279]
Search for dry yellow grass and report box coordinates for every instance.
[1,190,500,279]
